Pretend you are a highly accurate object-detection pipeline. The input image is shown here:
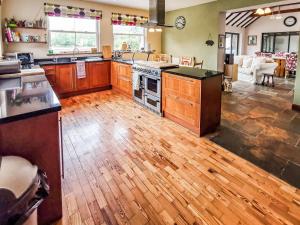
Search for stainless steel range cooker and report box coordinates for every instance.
[132,61,177,115]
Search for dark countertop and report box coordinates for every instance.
[36,57,137,67]
[164,67,223,80]
[0,74,61,124]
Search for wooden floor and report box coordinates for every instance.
[56,90,300,225]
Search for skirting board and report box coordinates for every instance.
[292,104,300,112]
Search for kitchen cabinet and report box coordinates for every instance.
[42,65,56,87]
[88,61,110,88]
[111,62,118,87]
[162,72,222,136]
[76,64,90,91]
[111,62,132,97]
[55,64,76,94]
[163,73,200,132]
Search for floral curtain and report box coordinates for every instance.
[44,3,102,20]
[112,13,148,26]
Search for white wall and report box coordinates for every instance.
[1,0,161,58]
[246,12,300,55]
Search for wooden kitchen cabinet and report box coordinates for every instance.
[55,64,76,94]
[111,62,118,87]
[42,65,56,87]
[163,73,200,132]
[76,65,90,91]
[162,72,222,136]
[111,62,132,97]
[88,61,110,88]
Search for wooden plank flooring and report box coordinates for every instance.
[55,90,300,225]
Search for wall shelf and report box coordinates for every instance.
[8,27,47,30]
[6,41,48,44]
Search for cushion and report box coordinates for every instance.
[239,67,252,75]
[265,58,274,63]
[242,57,253,68]
[251,57,266,70]
[234,56,243,67]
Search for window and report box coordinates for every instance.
[262,32,300,53]
[225,32,239,56]
[113,25,146,51]
[48,17,98,53]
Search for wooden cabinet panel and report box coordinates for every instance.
[111,62,118,87]
[42,65,56,87]
[56,64,76,94]
[163,73,200,103]
[118,63,132,78]
[76,66,89,91]
[89,62,110,88]
[118,75,132,96]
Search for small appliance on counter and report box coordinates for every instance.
[0,60,21,75]
[5,52,34,69]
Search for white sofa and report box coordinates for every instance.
[234,55,278,84]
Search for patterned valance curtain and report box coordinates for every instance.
[112,13,148,26]
[44,3,102,20]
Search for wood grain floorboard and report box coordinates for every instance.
[54,90,300,225]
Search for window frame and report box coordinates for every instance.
[225,32,240,56]
[261,31,300,53]
[112,25,147,51]
[47,16,100,54]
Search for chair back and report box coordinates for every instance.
[179,56,195,67]
[194,60,204,69]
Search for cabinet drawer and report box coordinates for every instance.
[42,65,56,75]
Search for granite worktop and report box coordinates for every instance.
[0,74,61,124]
[164,67,223,80]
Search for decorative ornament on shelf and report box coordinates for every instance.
[206,33,214,46]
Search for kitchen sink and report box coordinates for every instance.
[0,77,22,90]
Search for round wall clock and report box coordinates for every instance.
[175,16,186,30]
[284,16,297,27]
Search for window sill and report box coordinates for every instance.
[47,52,102,56]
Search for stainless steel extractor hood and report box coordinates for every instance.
[142,0,173,29]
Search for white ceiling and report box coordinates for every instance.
[84,0,216,11]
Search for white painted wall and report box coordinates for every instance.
[246,12,300,55]
[1,0,161,58]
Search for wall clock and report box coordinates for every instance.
[284,16,297,27]
[175,16,186,30]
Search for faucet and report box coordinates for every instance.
[73,47,80,56]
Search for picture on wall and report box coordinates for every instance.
[248,35,257,46]
[218,34,225,48]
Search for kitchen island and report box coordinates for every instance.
[0,74,62,225]
[162,67,223,136]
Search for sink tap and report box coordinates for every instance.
[73,47,80,56]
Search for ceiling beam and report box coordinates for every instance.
[232,11,250,26]
[226,12,241,26]
[240,17,254,28]
[244,17,260,28]
[226,13,234,20]
[236,12,254,27]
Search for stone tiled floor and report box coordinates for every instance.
[208,77,300,188]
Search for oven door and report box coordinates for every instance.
[144,93,161,114]
[133,74,145,104]
[144,74,161,98]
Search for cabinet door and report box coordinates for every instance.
[164,93,200,129]
[111,62,118,87]
[56,64,76,94]
[118,63,132,96]
[76,64,90,91]
[42,65,56,87]
[89,62,110,88]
